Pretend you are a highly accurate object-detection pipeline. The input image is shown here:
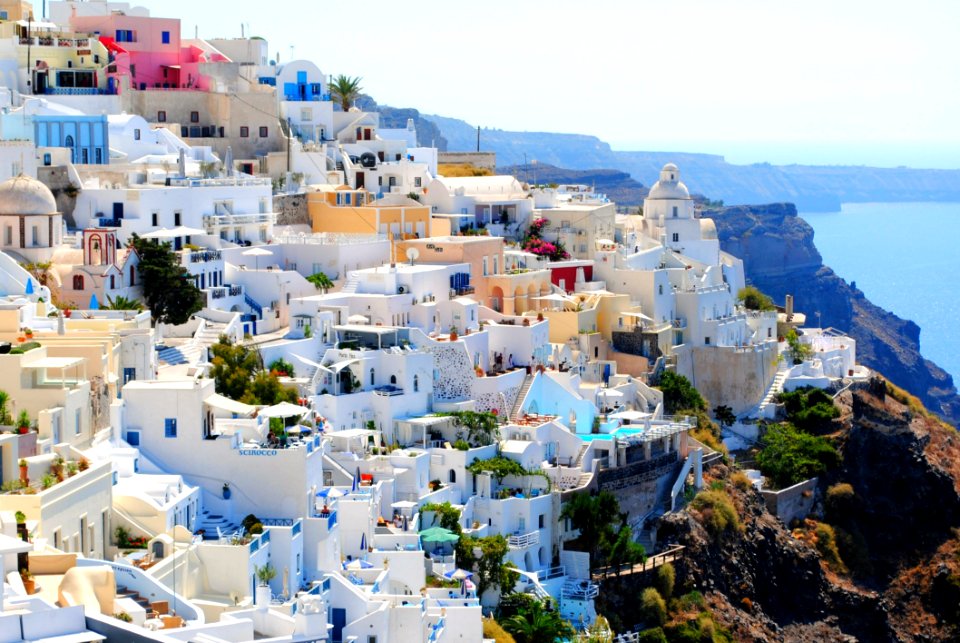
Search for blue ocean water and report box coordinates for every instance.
[801,203,960,383]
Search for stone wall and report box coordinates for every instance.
[597,452,678,491]
[274,193,310,226]
[760,477,818,525]
[38,166,78,226]
[438,152,496,170]
[675,343,778,415]
[426,343,475,402]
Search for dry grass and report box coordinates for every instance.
[438,163,493,177]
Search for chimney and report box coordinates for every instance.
[785,294,794,318]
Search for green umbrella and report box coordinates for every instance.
[418,526,460,543]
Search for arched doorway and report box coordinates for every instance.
[491,286,504,313]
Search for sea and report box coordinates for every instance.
[801,202,960,383]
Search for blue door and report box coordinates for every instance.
[331,608,346,642]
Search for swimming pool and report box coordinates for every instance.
[576,427,647,441]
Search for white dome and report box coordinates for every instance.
[647,163,690,200]
[0,175,58,215]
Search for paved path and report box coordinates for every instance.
[591,545,685,581]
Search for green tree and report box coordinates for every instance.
[306,272,334,291]
[560,491,642,567]
[756,423,839,488]
[713,405,736,428]
[130,235,203,324]
[243,370,298,405]
[329,74,363,111]
[737,285,775,311]
[501,599,574,643]
[778,387,840,433]
[105,294,144,311]
[444,410,500,447]
[455,534,517,597]
[655,371,706,414]
[607,524,646,569]
[209,336,261,401]
[785,329,813,365]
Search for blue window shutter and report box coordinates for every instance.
[164,418,177,438]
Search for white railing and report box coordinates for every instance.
[508,530,540,548]
[273,232,387,245]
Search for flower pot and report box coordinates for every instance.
[21,578,34,595]
[222,486,231,500]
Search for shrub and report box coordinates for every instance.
[814,522,848,574]
[641,588,667,626]
[756,423,838,489]
[655,562,675,599]
[453,439,470,451]
[825,482,856,519]
[738,286,775,311]
[637,627,668,643]
[691,490,741,537]
[778,387,840,433]
[741,597,753,611]
[655,372,706,414]
[731,471,752,491]
[482,618,517,643]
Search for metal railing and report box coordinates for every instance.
[507,530,540,548]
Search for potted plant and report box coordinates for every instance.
[222,482,231,500]
[78,457,90,472]
[18,459,28,486]
[255,563,276,606]
[449,325,458,341]
[20,569,34,595]
[23,328,33,339]
[15,511,26,527]
[66,461,79,477]
[522,317,530,327]
[50,456,64,482]
[537,312,544,321]
[16,411,30,435]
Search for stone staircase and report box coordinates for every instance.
[157,343,205,366]
[510,374,535,421]
[339,273,360,294]
[197,509,241,541]
[752,361,790,419]
[116,586,156,613]
[573,443,589,468]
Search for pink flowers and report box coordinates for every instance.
[523,218,570,260]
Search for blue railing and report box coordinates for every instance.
[292,520,301,537]
[98,217,120,227]
[244,293,263,317]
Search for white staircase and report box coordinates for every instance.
[510,374,535,421]
[157,343,205,366]
[749,360,790,419]
[339,273,360,294]
[573,444,589,468]
[197,509,241,540]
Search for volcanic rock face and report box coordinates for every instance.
[703,203,960,425]
[617,383,960,642]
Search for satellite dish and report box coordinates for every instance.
[406,247,419,265]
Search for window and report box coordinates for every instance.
[672,233,679,243]
[161,30,170,44]
[133,128,141,141]
[3,226,9,245]
[369,368,375,386]
[151,213,158,226]
[75,408,81,435]
[539,514,545,529]
[414,177,421,187]
[73,275,84,290]
[705,336,711,345]
[413,375,419,392]
[672,206,678,217]
[31,225,38,246]
[126,430,140,446]
[190,111,199,123]
[240,126,249,138]
[157,110,166,122]
[174,211,181,226]
[164,418,177,438]
[482,257,488,276]
[109,275,115,289]
[658,284,663,295]
[448,469,456,483]
[259,126,268,137]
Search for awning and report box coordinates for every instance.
[326,359,358,372]
[205,393,256,416]
[621,311,654,322]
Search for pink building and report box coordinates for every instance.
[70,12,226,92]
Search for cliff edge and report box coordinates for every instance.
[703,203,960,426]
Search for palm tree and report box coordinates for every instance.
[0,390,11,425]
[105,295,144,311]
[502,601,574,643]
[329,74,363,111]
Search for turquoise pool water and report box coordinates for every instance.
[577,427,646,441]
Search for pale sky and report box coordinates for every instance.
[127,0,960,167]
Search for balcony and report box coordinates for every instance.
[203,212,276,230]
[185,250,222,264]
[507,530,540,549]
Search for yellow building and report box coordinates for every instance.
[0,0,33,22]
[308,187,433,257]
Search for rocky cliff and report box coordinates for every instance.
[703,203,960,426]
[603,381,960,641]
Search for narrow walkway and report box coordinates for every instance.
[591,545,685,581]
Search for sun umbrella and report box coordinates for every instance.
[317,487,344,499]
[534,293,574,304]
[402,514,409,531]
[597,388,624,399]
[352,467,360,492]
[444,569,472,580]
[89,293,99,310]
[360,532,366,551]
[242,246,272,270]
[419,527,460,544]
[25,278,33,295]
[346,558,373,570]
[259,401,308,418]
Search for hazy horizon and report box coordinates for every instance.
[128,0,960,171]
